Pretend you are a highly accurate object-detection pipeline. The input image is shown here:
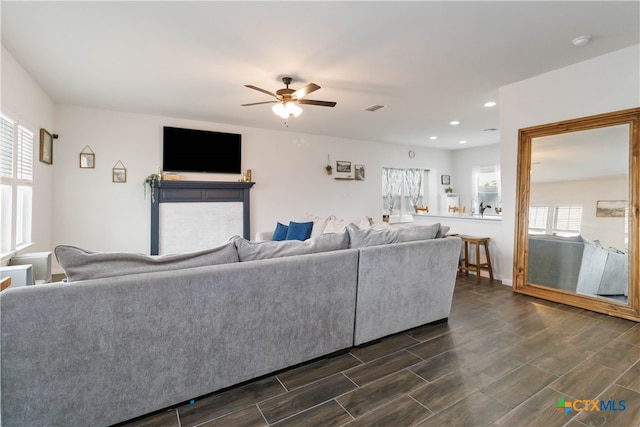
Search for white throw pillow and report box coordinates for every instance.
[322,216,352,234]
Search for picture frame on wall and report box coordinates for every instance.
[596,200,627,217]
[39,128,53,165]
[112,160,127,183]
[337,160,351,173]
[441,175,450,185]
[355,164,365,181]
[79,146,96,168]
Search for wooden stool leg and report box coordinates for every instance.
[484,240,494,280]
[464,241,470,276]
[474,241,481,281]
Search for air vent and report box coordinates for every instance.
[364,104,386,112]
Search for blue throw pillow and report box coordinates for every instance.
[272,222,289,241]
[285,221,313,241]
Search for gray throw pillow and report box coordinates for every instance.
[435,225,451,238]
[395,223,440,242]
[55,242,239,282]
[235,231,349,261]
[346,223,397,248]
[347,223,440,248]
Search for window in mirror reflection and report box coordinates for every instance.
[528,205,583,236]
[529,206,549,234]
[552,206,583,237]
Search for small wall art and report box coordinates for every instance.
[79,146,95,168]
[441,175,450,185]
[337,160,351,173]
[112,160,127,183]
[39,128,53,165]
[355,164,365,181]
[596,200,627,217]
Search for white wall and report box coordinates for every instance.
[1,46,55,255]
[499,44,640,285]
[53,105,452,260]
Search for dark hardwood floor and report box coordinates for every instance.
[119,274,639,427]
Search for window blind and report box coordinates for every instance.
[16,126,33,181]
[0,116,14,178]
[529,206,549,231]
[553,206,583,233]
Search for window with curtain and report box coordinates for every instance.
[382,167,426,221]
[0,113,34,255]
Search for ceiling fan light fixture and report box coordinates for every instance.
[286,102,302,117]
[272,101,302,119]
[272,102,287,118]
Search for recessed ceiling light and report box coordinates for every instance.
[484,101,496,107]
[459,140,467,144]
[430,136,438,140]
[450,120,460,125]
[572,35,591,47]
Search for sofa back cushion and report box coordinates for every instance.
[235,231,349,261]
[55,242,239,282]
[346,223,440,248]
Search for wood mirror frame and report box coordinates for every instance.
[513,107,640,322]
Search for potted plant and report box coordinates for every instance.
[144,172,162,203]
[445,186,454,194]
[325,164,333,175]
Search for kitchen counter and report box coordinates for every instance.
[412,212,502,222]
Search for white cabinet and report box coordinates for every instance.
[1,264,33,287]
[440,193,459,211]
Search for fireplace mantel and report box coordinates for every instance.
[150,181,254,255]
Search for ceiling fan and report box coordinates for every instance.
[241,77,337,119]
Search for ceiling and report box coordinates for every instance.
[2,1,639,151]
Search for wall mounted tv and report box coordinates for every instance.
[162,126,241,174]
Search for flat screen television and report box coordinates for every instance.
[162,126,241,174]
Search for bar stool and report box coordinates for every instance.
[458,235,494,281]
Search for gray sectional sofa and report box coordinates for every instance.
[527,234,628,297]
[1,225,461,426]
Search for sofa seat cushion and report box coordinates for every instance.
[346,223,440,248]
[55,242,239,282]
[235,231,349,261]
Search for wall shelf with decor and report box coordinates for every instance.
[334,177,354,181]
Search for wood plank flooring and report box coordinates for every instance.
[118,274,640,427]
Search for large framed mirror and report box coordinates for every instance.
[513,108,639,322]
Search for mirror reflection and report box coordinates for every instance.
[526,125,629,304]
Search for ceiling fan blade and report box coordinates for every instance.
[297,99,337,107]
[292,83,321,100]
[245,84,279,99]
[241,101,278,106]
